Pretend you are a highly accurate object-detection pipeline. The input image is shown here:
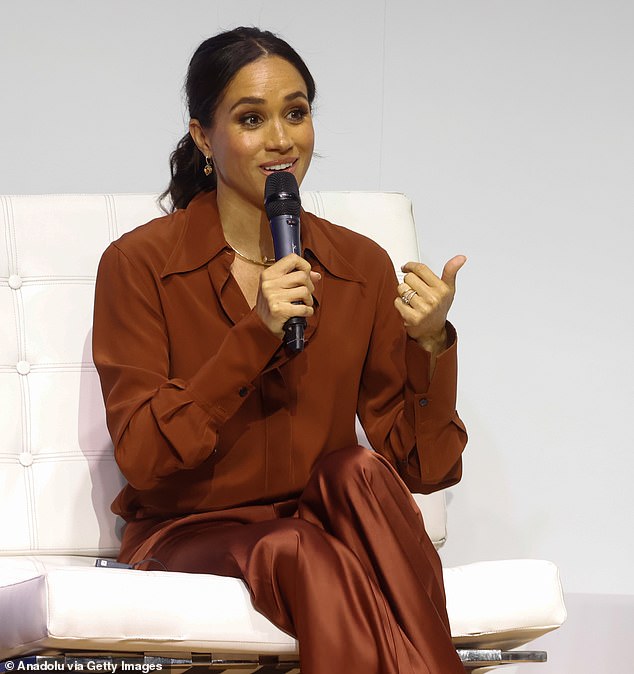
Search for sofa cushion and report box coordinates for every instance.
[444,559,567,649]
[0,555,566,660]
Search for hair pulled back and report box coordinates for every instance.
[160,27,316,212]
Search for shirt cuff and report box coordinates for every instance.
[405,322,459,428]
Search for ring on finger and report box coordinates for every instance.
[401,289,417,305]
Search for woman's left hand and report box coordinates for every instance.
[394,255,467,353]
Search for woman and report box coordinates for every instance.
[93,27,468,674]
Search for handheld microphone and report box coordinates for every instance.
[264,172,305,353]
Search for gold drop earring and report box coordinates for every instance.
[203,156,213,176]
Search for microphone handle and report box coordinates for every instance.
[283,317,306,353]
[269,214,305,353]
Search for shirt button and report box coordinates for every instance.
[239,387,249,397]
[418,398,429,407]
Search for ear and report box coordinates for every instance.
[189,119,212,157]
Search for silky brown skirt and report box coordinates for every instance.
[120,446,465,674]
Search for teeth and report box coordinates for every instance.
[264,162,293,171]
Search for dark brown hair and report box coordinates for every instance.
[160,27,316,212]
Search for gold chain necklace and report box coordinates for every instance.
[229,244,275,267]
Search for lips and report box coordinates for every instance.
[260,158,298,173]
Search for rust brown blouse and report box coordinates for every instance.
[92,190,467,531]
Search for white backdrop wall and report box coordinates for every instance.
[2,0,633,667]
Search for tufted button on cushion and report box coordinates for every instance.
[16,360,31,375]
[18,452,34,467]
[8,274,23,289]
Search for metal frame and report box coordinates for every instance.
[0,650,546,673]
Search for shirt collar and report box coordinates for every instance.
[300,209,366,283]
[160,190,365,284]
[160,191,226,279]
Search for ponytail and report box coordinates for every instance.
[159,132,215,213]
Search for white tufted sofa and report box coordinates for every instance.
[0,193,566,671]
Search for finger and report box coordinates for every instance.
[271,253,310,274]
[265,253,312,278]
[274,269,316,293]
[397,283,423,306]
[269,284,315,306]
[288,303,315,318]
[285,285,315,306]
[272,300,315,319]
[440,255,467,290]
[397,281,431,298]
[393,296,419,324]
[396,288,435,318]
[400,262,442,288]
[398,279,435,305]
[261,268,315,297]
[394,286,427,315]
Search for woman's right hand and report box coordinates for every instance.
[256,254,321,339]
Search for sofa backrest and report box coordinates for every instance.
[0,192,447,556]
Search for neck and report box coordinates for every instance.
[216,185,274,260]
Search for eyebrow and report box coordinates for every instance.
[229,91,308,112]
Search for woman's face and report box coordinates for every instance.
[194,55,314,212]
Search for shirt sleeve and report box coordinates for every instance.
[356,252,468,494]
[92,243,282,491]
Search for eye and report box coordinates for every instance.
[287,106,310,123]
[239,113,263,128]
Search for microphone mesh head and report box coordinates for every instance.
[264,172,301,218]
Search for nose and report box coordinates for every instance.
[266,117,293,153]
